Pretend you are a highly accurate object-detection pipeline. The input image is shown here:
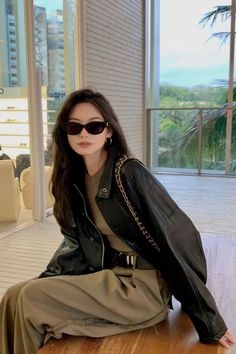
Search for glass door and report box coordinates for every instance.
[0,0,33,235]
[33,0,79,213]
[0,0,80,237]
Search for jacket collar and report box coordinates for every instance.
[97,148,118,199]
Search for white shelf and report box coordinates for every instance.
[0,109,55,112]
[1,145,29,149]
[0,133,29,137]
[0,121,54,125]
[0,96,54,158]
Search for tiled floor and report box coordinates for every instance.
[0,174,235,300]
[157,174,236,236]
[0,193,32,235]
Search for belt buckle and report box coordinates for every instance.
[126,254,137,269]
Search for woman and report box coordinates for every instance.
[0,89,234,354]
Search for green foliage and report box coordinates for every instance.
[160,119,176,132]
[159,84,227,107]
[157,84,235,171]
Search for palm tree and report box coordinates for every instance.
[158,4,236,172]
[177,4,236,172]
[199,5,232,44]
[175,102,236,171]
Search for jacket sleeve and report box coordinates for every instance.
[39,228,87,278]
[122,160,227,343]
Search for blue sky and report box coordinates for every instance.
[34,0,231,87]
[160,0,232,87]
[34,0,63,16]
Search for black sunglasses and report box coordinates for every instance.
[62,121,109,135]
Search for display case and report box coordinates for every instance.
[0,86,54,158]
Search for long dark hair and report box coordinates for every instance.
[51,88,130,231]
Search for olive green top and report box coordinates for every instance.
[85,166,134,253]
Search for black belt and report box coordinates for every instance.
[104,247,154,270]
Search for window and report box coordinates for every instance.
[148,0,235,175]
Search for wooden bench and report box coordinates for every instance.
[37,234,236,354]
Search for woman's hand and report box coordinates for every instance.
[218,330,235,349]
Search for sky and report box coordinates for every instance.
[34,0,232,87]
[160,0,232,86]
[34,0,63,15]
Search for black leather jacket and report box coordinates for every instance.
[40,149,227,343]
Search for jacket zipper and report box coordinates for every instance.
[74,184,105,269]
[61,232,79,246]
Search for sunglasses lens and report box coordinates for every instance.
[63,122,82,135]
[86,122,107,134]
[62,121,108,135]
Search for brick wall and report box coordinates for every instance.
[84,0,145,161]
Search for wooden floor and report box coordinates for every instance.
[0,175,235,353]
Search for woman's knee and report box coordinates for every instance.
[17,277,54,307]
[1,280,29,305]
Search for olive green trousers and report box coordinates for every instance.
[0,269,170,354]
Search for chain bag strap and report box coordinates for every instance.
[115,156,160,252]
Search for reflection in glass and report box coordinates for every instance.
[0,0,78,233]
[33,0,78,213]
[0,0,32,234]
[33,0,77,165]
